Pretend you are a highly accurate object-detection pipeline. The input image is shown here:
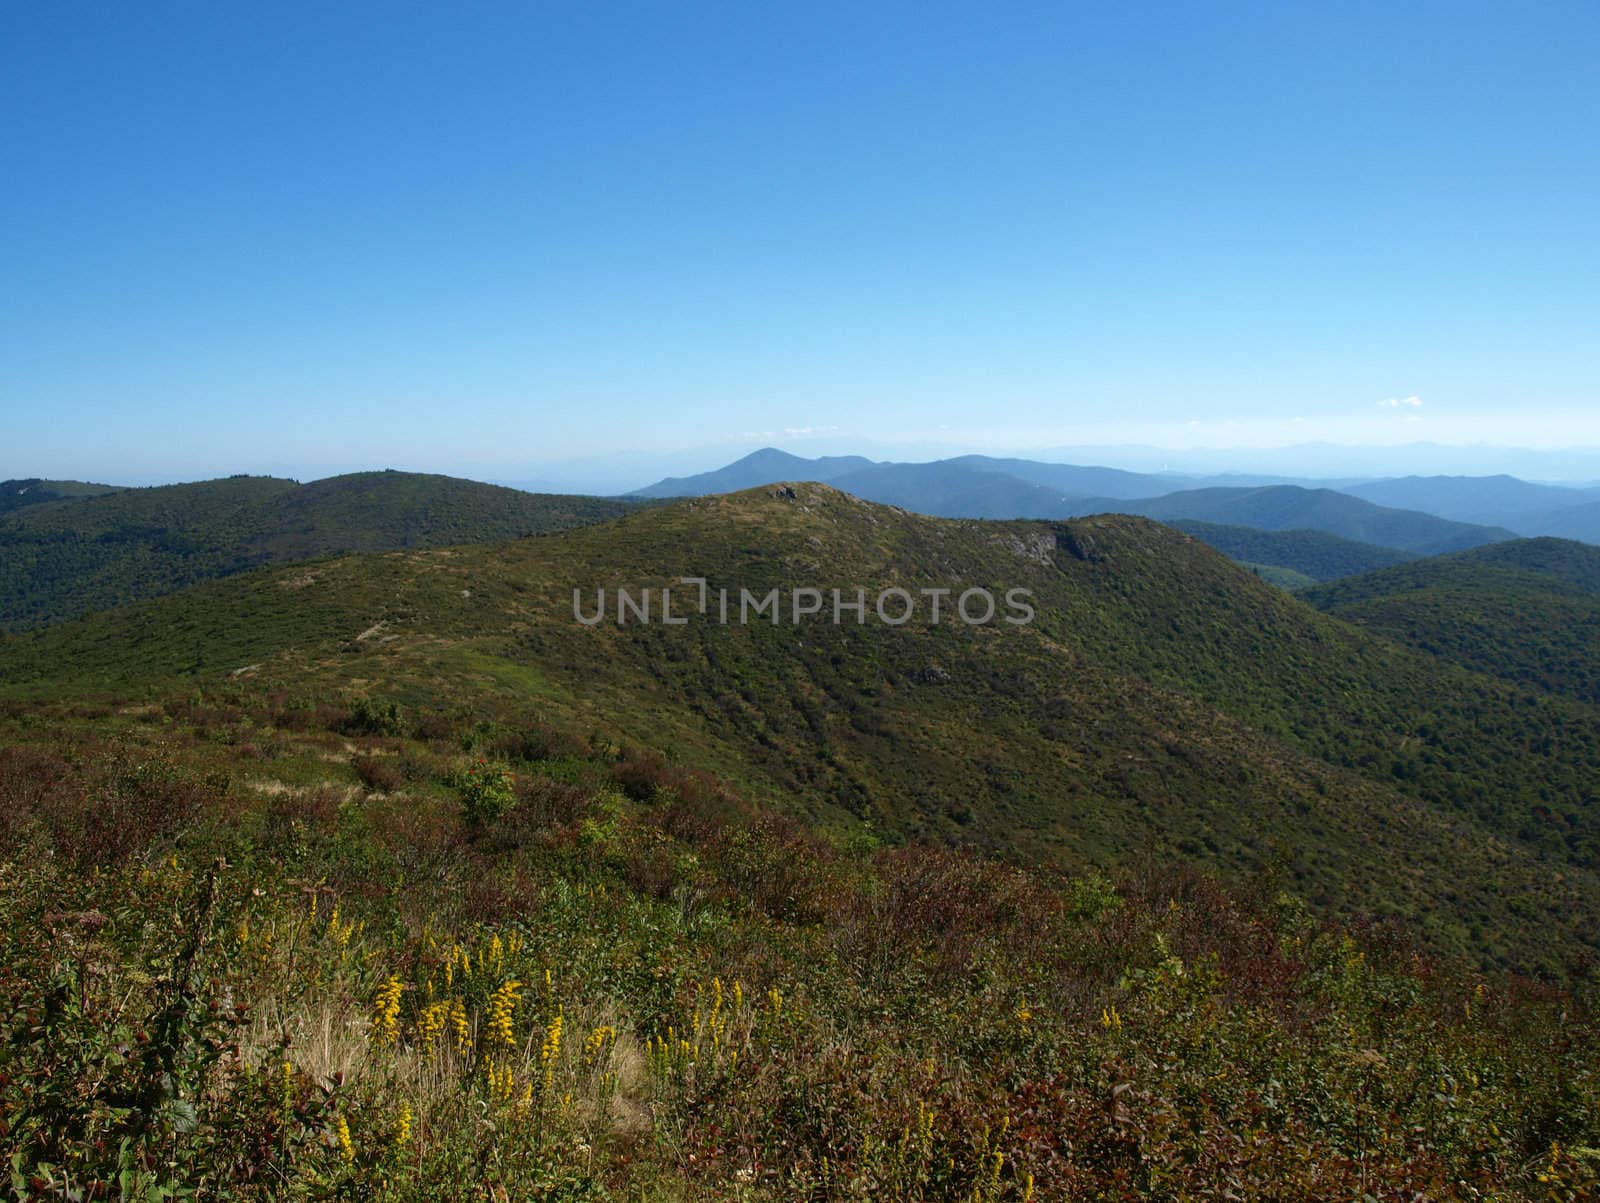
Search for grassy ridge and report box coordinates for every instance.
[4,485,1599,976]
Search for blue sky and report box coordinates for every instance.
[3,1,1597,486]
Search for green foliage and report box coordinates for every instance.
[1064,871,1121,922]
[1307,538,1600,707]
[457,758,516,827]
[0,699,1596,1199]
[342,697,405,737]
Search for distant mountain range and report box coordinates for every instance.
[631,448,1524,558]
[1105,485,1516,556]
[1340,475,1600,539]
[631,447,1256,503]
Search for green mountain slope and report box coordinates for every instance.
[1462,536,1600,590]
[5,484,1598,976]
[0,470,647,630]
[1098,485,1515,555]
[1169,520,1419,582]
[1306,538,1600,707]
[0,477,124,514]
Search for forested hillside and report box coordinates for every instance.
[0,471,646,629]
[1307,538,1600,706]
[1169,520,1418,583]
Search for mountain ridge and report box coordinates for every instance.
[1168,520,1420,583]
[1306,537,1600,707]
[5,483,1597,976]
[0,476,126,514]
[1099,484,1515,555]
[0,470,649,630]
[630,451,1523,553]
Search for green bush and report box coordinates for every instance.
[457,758,515,827]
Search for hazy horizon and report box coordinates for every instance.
[13,437,1600,496]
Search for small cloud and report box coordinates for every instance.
[736,424,840,442]
[1378,395,1424,409]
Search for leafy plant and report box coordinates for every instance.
[457,759,515,828]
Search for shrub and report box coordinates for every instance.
[458,759,515,828]
[412,708,464,743]
[352,755,404,793]
[41,747,211,866]
[340,697,404,737]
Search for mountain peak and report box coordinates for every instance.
[736,446,809,465]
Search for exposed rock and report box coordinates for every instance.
[1056,528,1104,562]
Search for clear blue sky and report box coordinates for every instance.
[3,1,1597,486]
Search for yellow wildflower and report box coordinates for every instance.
[371,977,404,1045]
[541,1011,564,1091]
[418,1001,447,1054]
[486,980,523,1048]
[485,1059,516,1102]
[584,1024,616,1064]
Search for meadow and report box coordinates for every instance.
[3,686,1596,1200]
